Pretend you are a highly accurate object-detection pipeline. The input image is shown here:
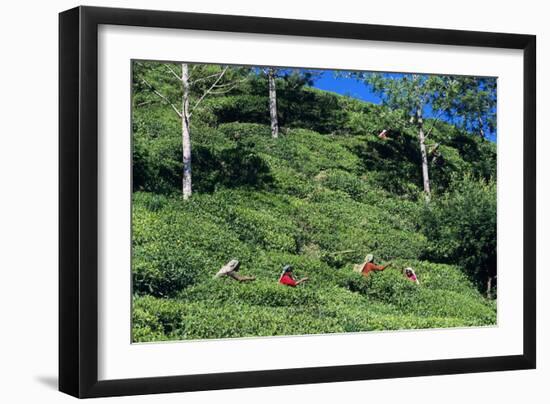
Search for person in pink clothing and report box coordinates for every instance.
[404,267,419,284]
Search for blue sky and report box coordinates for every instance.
[307,70,497,142]
[313,71,383,104]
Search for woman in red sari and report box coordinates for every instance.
[278,265,308,287]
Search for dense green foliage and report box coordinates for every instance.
[420,175,497,293]
[132,63,497,342]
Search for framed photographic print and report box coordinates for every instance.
[59,6,536,398]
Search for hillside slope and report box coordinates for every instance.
[132,100,497,341]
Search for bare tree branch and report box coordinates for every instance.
[379,115,411,136]
[189,66,229,117]
[190,71,227,85]
[211,81,237,89]
[136,100,154,107]
[424,110,445,138]
[211,77,248,89]
[164,64,181,81]
[140,78,182,118]
[209,77,248,95]
[428,142,440,155]
[210,85,240,95]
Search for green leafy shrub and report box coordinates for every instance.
[181,279,321,307]
[132,193,257,297]
[420,175,497,294]
[217,122,272,139]
[206,95,269,125]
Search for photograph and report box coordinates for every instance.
[0,0,543,401]
[131,61,498,342]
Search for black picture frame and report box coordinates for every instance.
[59,5,536,398]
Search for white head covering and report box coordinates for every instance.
[214,259,240,277]
[279,265,293,281]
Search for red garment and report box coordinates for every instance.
[279,273,297,287]
[362,262,385,276]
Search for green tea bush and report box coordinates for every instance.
[206,95,269,125]
[132,305,165,342]
[318,169,369,200]
[133,295,348,340]
[362,268,492,321]
[227,205,298,252]
[133,295,184,339]
[181,279,321,307]
[263,155,316,197]
[400,260,479,296]
[217,122,272,140]
[340,102,409,137]
[277,87,348,134]
[132,134,182,194]
[270,129,360,176]
[295,197,427,265]
[132,193,258,297]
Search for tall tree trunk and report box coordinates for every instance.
[478,116,485,139]
[416,107,431,200]
[486,275,493,299]
[181,63,192,200]
[267,68,279,139]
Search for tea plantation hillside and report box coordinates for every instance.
[132,76,497,342]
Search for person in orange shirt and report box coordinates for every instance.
[360,254,392,277]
